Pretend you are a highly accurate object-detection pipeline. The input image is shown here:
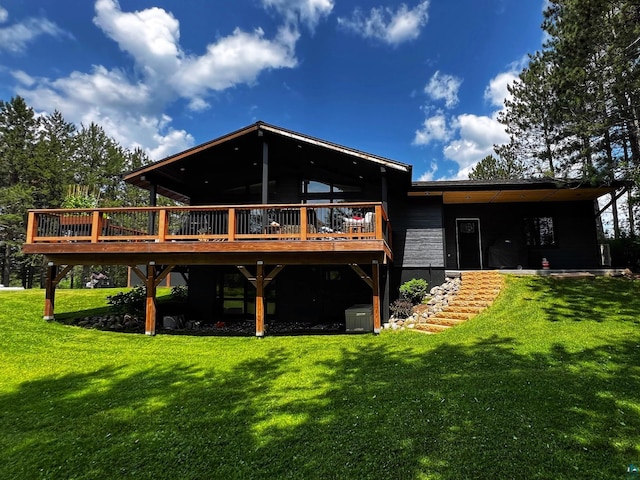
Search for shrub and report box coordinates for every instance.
[171,285,188,301]
[389,298,414,319]
[399,278,429,305]
[106,286,146,314]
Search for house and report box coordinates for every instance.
[24,122,623,336]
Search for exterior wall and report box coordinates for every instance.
[389,196,446,300]
[443,200,601,269]
[186,264,379,324]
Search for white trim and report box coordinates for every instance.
[455,218,483,269]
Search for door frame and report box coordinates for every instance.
[455,217,483,269]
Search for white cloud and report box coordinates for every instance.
[424,71,462,109]
[262,0,334,31]
[14,0,300,160]
[442,113,509,172]
[93,0,181,78]
[0,13,70,53]
[484,71,517,108]
[338,0,429,46]
[176,26,298,97]
[417,161,439,181]
[413,68,517,179]
[413,111,451,145]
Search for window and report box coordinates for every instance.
[524,217,555,247]
[300,179,361,203]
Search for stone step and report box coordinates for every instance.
[402,271,505,335]
[415,323,452,333]
[444,305,484,314]
[434,311,474,320]
[425,317,467,327]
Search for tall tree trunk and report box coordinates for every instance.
[2,243,10,286]
[628,189,636,237]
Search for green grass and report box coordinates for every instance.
[1,276,639,479]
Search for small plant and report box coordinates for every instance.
[62,185,101,209]
[389,298,413,319]
[399,278,429,305]
[171,285,188,301]
[106,286,146,314]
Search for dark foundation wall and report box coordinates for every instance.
[443,201,601,269]
[186,264,384,324]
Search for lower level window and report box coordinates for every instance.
[524,217,555,247]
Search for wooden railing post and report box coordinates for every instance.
[26,211,37,244]
[228,208,236,241]
[91,211,101,243]
[375,204,383,240]
[157,209,167,242]
[300,207,308,240]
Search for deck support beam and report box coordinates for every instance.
[145,263,157,336]
[44,264,57,320]
[43,264,74,321]
[350,262,382,334]
[255,261,265,337]
[238,262,285,337]
[372,260,381,334]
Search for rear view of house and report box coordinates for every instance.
[24,122,622,335]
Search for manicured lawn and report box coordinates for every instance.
[1,276,639,479]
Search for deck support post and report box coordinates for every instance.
[43,263,74,321]
[44,263,57,320]
[255,261,265,337]
[145,263,157,336]
[372,260,381,334]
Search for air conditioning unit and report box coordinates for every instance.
[163,315,184,329]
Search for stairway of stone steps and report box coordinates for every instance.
[415,271,504,334]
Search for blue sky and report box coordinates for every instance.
[0,0,546,180]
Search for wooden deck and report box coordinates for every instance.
[25,203,391,337]
[24,203,392,265]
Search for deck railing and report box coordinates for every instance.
[26,203,391,246]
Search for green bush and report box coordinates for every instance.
[399,278,429,305]
[106,286,146,314]
[170,285,188,301]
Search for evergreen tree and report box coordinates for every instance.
[469,154,525,180]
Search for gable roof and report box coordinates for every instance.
[124,121,411,203]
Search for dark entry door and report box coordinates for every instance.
[456,219,482,269]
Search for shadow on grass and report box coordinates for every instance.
[535,277,640,323]
[2,335,640,479]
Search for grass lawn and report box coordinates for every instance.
[1,276,639,479]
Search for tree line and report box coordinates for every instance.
[470,0,640,239]
[0,96,154,288]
